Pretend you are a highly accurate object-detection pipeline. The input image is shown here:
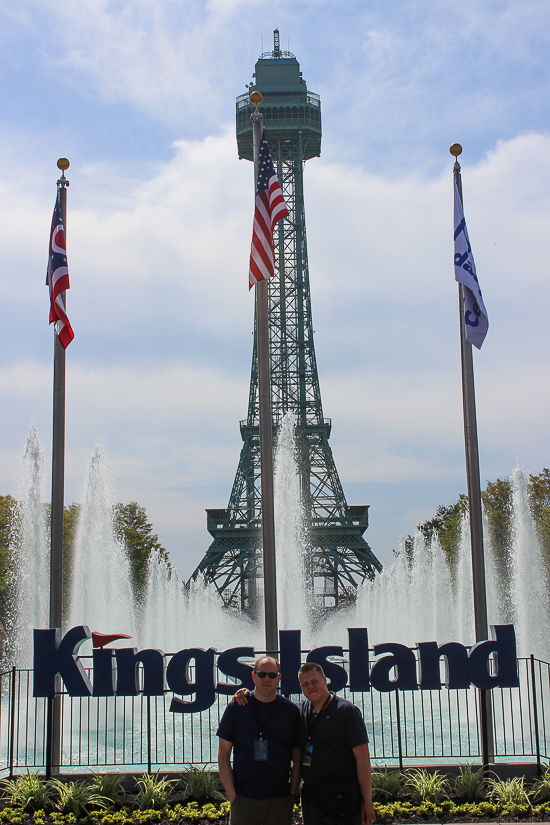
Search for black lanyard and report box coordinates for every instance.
[250,695,277,738]
[305,693,333,744]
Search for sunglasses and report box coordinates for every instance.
[254,671,279,679]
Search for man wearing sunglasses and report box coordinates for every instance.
[217,656,301,825]
[232,662,375,825]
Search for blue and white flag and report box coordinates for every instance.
[454,181,488,349]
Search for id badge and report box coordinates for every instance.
[302,743,313,766]
[254,738,268,761]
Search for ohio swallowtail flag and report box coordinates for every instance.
[46,192,74,348]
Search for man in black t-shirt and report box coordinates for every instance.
[298,662,375,825]
[217,656,300,825]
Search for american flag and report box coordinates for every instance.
[249,131,289,289]
[46,193,74,348]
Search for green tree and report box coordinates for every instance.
[481,477,514,620]
[404,495,467,577]
[0,495,16,635]
[0,495,15,595]
[62,503,81,623]
[528,469,550,567]
[113,502,171,601]
[406,470,550,597]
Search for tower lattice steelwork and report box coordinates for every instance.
[191,31,382,613]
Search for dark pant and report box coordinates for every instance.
[230,793,295,825]
[301,798,362,825]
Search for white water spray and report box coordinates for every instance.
[69,442,136,638]
[9,425,549,662]
[509,468,550,659]
[274,412,310,636]
[334,468,550,659]
[8,426,50,665]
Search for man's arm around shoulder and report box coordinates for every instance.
[218,738,236,803]
[353,742,376,825]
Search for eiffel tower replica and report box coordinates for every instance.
[190,30,382,614]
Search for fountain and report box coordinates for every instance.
[328,468,550,661]
[273,412,311,636]
[8,426,550,663]
[68,442,136,640]
[6,425,50,666]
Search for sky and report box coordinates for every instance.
[1,0,549,581]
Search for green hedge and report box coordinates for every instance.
[0,802,231,825]
[373,799,550,822]
[2,799,550,824]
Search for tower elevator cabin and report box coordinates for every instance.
[190,30,382,616]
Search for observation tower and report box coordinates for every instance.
[191,30,382,613]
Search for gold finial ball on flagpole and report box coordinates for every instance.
[449,143,462,158]
[250,91,263,106]
[57,158,70,171]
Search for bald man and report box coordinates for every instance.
[217,656,300,825]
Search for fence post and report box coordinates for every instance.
[530,655,541,775]
[147,695,152,775]
[8,667,16,779]
[394,689,403,770]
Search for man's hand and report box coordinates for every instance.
[233,687,250,706]
[361,798,376,825]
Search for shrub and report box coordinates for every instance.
[450,764,486,801]
[0,773,55,813]
[486,775,529,806]
[182,767,225,804]
[405,769,449,805]
[371,768,404,801]
[49,778,110,816]
[91,774,126,804]
[531,765,550,802]
[133,773,177,811]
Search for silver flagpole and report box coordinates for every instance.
[46,157,70,776]
[450,143,494,767]
[250,92,278,655]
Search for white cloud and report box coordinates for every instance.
[2,0,550,577]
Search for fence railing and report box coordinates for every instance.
[1,655,548,776]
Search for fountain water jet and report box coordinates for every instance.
[140,557,258,651]
[9,426,549,662]
[68,442,136,639]
[509,467,549,659]
[328,467,550,660]
[7,426,50,665]
[273,412,311,637]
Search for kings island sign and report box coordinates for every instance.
[33,624,520,714]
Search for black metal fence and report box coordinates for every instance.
[1,655,548,776]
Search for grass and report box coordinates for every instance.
[450,764,486,801]
[48,779,109,817]
[531,765,550,802]
[182,767,225,804]
[486,775,529,806]
[405,769,449,804]
[371,768,405,802]
[90,775,126,805]
[132,773,178,811]
[0,773,55,813]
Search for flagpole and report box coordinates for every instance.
[450,143,494,767]
[250,92,279,655]
[46,157,70,776]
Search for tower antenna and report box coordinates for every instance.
[273,28,281,57]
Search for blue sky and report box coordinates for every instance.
[1,0,549,578]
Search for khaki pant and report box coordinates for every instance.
[230,793,295,825]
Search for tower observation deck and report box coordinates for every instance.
[191,31,382,613]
